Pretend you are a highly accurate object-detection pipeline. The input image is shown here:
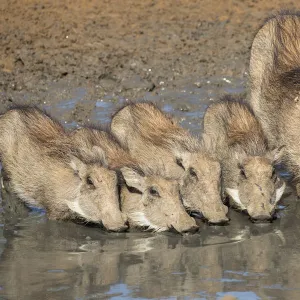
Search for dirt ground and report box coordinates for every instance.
[0,0,298,122]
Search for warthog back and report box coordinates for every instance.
[249,12,300,195]
[111,102,229,224]
[0,107,127,232]
[70,127,198,233]
[203,97,285,222]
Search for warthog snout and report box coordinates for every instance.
[120,168,198,233]
[178,154,230,225]
[250,213,274,223]
[190,210,230,225]
[172,211,199,233]
[200,204,229,225]
[103,221,129,232]
[102,212,129,232]
[181,225,199,234]
[208,217,230,226]
[107,224,129,232]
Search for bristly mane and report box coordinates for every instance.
[112,101,202,153]
[217,94,255,115]
[111,100,164,120]
[262,10,300,29]
[272,13,300,72]
[71,124,178,179]
[78,122,124,148]
[212,94,269,155]
[5,106,108,168]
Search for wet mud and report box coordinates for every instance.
[1,0,300,299]
[0,0,298,123]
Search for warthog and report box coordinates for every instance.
[0,107,127,232]
[110,102,229,225]
[249,12,300,195]
[203,97,286,222]
[70,127,198,233]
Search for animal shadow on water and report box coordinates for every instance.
[0,212,292,300]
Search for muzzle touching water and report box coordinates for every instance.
[226,186,283,223]
[250,214,276,223]
[102,213,129,232]
[189,210,230,225]
[241,209,276,223]
[208,218,230,226]
[107,224,129,232]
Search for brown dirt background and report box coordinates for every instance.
[0,0,298,122]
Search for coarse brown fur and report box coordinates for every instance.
[112,102,200,152]
[0,107,127,231]
[70,126,198,233]
[249,12,300,195]
[69,126,137,170]
[205,96,268,155]
[203,97,285,221]
[111,102,229,224]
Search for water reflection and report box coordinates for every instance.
[0,77,300,299]
[0,187,299,299]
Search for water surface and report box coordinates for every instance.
[0,77,299,300]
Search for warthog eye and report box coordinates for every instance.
[189,167,197,178]
[240,169,247,179]
[86,176,95,188]
[176,158,185,170]
[149,187,160,197]
[271,169,277,181]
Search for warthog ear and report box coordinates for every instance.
[120,167,146,192]
[91,146,108,167]
[234,150,247,164]
[175,157,185,170]
[267,145,286,163]
[69,155,87,179]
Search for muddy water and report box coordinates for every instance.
[0,77,299,300]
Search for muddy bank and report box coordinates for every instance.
[0,0,298,123]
